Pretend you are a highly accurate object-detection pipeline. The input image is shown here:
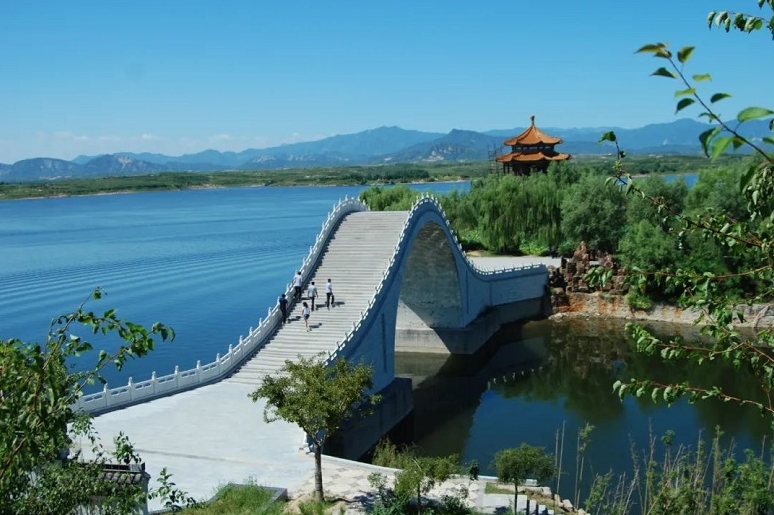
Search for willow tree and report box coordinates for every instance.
[470,173,565,254]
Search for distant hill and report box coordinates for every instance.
[379,129,500,163]
[5,119,771,182]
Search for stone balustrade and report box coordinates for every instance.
[74,193,547,414]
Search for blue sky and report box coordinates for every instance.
[0,1,771,162]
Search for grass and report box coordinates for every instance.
[177,485,346,515]
[483,482,511,495]
[483,482,563,513]
[179,484,286,515]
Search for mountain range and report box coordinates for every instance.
[1,119,770,183]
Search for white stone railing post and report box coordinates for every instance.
[174,366,180,388]
[151,372,157,394]
[128,377,134,401]
[103,384,110,408]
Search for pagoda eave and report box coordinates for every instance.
[495,151,571,163]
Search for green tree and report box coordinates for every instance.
[491,444,556,515]
[593,1,774,418]
[249,356,380,501]
[0,288,180,514]
[370,439,461,514]
[560,172,626,253]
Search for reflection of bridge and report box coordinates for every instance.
[81,196,550,508]
[77,195,548,412]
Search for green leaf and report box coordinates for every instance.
[763,136,774,145]
[675,98,696,114]
[710,136,734,158]
[651,67,677,79]
[692,73,712,82]
[737,106,774,122]
[674,87,696,98]
[635,43,664,54]
[677,46,695,64]
[710,92,732,103]
[598,131,617,143]
[699,127,722,156]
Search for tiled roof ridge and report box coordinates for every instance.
[503,115,563,146]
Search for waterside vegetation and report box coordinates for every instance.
[0,155,745,201]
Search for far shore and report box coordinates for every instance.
[0,178,471,202]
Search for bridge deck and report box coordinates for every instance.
[227,210,408,385]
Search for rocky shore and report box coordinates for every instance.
[551,291,774,330]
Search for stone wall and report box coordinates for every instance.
[547,241,627,310]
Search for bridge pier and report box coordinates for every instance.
[324,377,413,461]
[395,294,551,354]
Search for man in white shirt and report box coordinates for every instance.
[325,278,334,309]
[307,281,318,311]
[293,271,303,302]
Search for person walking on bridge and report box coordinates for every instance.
[278,293,288,324]
[302,301,311,331]
[292,271,303,302]
[325,278,334,309]
[307,281,318,311]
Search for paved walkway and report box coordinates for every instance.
[82,382,309,511]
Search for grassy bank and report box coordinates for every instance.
[0,162,488,201]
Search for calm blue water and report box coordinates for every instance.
[0,182,466,388]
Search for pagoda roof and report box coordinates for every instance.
[503,115,563,146]
[495,151,571,163]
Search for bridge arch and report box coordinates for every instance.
[329,195,548,394]
[398,220,464,330]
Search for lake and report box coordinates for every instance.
[396,318,770,486]
[0,182,465,388]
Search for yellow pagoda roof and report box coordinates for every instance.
[503,115,563,146]
[495,151,571,163]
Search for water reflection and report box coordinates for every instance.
[394,318,772,483]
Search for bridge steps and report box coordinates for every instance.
[227,210,409,386]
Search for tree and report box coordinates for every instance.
[249,355,380,501]
[593,1,774,418]
[369,439,461,514]
[0,288,182,514]
[491,444,556,515]
[560,172,626,254]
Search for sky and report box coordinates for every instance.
[0,1,771,163]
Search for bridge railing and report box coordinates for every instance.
[74,196,368,415]
[324,193,546,366]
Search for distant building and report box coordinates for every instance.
[495,115,571,175]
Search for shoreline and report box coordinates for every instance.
[549,291,774,331]
[0,178,468,202]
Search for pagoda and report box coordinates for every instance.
[495,115,570,175]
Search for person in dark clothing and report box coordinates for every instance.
[278,293,288,324]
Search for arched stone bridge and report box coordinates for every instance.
[76,195,548,413]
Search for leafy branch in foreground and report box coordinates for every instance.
[0,288,180,513]
[707,1,774,38]
[592,33,774,421]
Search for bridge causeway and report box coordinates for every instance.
[80,195,553,509]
